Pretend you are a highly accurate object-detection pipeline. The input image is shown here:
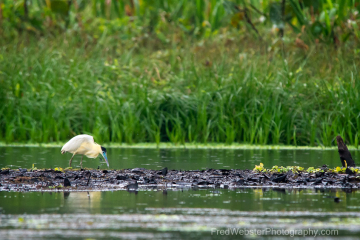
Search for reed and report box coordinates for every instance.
[1,34,360,146]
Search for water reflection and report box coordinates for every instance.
[62,191,102,213]
[1,188,360,215]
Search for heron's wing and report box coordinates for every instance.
[61,134,94,153]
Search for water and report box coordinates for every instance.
[1,147,360,239]
[0,147,353,170]
[1,189,360,239]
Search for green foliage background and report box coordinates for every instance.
[1,0,360,146]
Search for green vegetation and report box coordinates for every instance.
[1,1,360,146]
[2,0,360,43]
[253,163,359,174]
[4,163,360,175]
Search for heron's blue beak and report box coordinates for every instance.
[102,152,109,167]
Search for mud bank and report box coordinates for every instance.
[1,167,360,192]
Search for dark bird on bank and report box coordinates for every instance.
[270,173,287,183]
[157,167,168,176]
[336,136,356,167]
[64,178,71,187]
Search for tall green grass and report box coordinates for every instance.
[1,35,360,146]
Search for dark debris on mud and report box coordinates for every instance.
[1,167,360,192]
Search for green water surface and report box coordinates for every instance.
[0,147,353,170]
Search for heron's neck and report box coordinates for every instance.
[93,143,102,154]
[83,142,102,158]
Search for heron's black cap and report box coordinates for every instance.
[101,146,107,153]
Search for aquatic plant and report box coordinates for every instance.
[332,167,359,174]
[254,164,312,174]
[48,184,64,189]
[252,163,358,174]
[305,167,323,174]
[270,165,305,174]
[30,164,37,171]
[253,163,265,172]
[54,167,64,172]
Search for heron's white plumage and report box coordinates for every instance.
[61,134,95,154]
[61,134,109,168]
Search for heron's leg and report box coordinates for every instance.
[80,155,83,169]
[69,153,76,167]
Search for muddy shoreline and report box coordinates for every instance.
[1,167,360,192]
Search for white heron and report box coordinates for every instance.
[61,134,109,168]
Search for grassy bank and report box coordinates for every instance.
[1,33,360,147]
